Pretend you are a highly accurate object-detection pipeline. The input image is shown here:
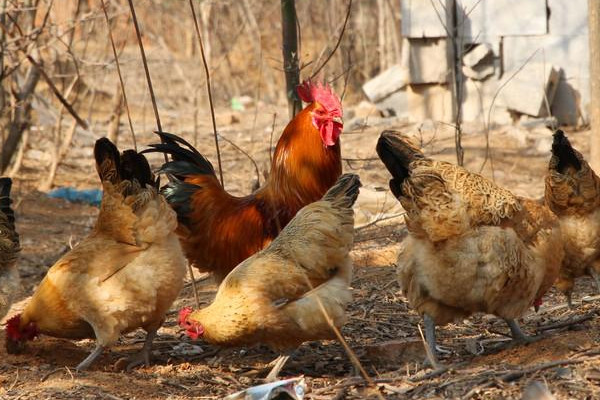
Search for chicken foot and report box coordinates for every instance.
[423,314,439,366]
[505,319,535,343]
[124,328,158,371]
[588,267,600,294]
[76,345,105,371]
[264,353,292,382]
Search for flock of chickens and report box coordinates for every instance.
[0,80,599,381]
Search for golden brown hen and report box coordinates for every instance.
[178,173,360,380]
[5,138,187,371]
[0,177,20,321]
[377,130,563,363]
[545,130,600,306]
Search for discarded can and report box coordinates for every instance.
[225,377,306,400]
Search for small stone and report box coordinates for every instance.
[555,367,573,380]
[365,339,426,366]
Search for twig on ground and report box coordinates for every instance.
[7,368,19,391]
[536,311,598,333]
[184,272,212,288]
[355,212,406,231]
[40,367,69,382]
[409,362,468,382]
[310,377,395,395]
[499,352,600,382]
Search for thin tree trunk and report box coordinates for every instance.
[589,0,600,172]
[1,65,40,173]
[281,0,301,119]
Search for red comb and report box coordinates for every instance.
[296,80,342,116]
[178,306,193,327]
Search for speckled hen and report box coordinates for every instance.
[545,130,600,306]
[377,130,563,363]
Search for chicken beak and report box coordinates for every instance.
[332,116,343,125]
[534,304,540,313]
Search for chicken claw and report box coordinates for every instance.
[76,345,105,371]
[505,319,536,344]
[124,329,158,371]
[423,314,439,367]
[589,268,600,293]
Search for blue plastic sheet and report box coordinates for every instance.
[47,187,102,207]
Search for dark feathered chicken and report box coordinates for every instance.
[0,177,20,320]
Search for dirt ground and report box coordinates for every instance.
[2,103,600,399]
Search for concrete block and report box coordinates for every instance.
[503,35,589,120]
[407,84,453,122]
[457,0,547,43]
[547,0,588,36]
[375,90,409,118]
[462,79,513,126]
[362,64,408,103]
[408,38,449,84]
[463,42,494,67]
[500,63,560,117]
[503,35,589,76]
[402,0,447,38]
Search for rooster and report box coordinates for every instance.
[5,138,187,371]
[0,177,20,321]
[178,173,359,380]
[377,130,563,363]
[144,80,343,283]
[545,130,600,307]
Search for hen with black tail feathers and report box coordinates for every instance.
[377,130,563,364]
[5,138,186,371]
[0,177,21,321]
[545,130,600,307]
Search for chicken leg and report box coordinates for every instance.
[566,291,574,309]
[125,328,159,371]
[589,267,600,293]
[76,345,105,371]
[423,314,439,367]
[505,319,535,343]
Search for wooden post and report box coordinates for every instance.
[281,0,301,119]
[589,0,600,172]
